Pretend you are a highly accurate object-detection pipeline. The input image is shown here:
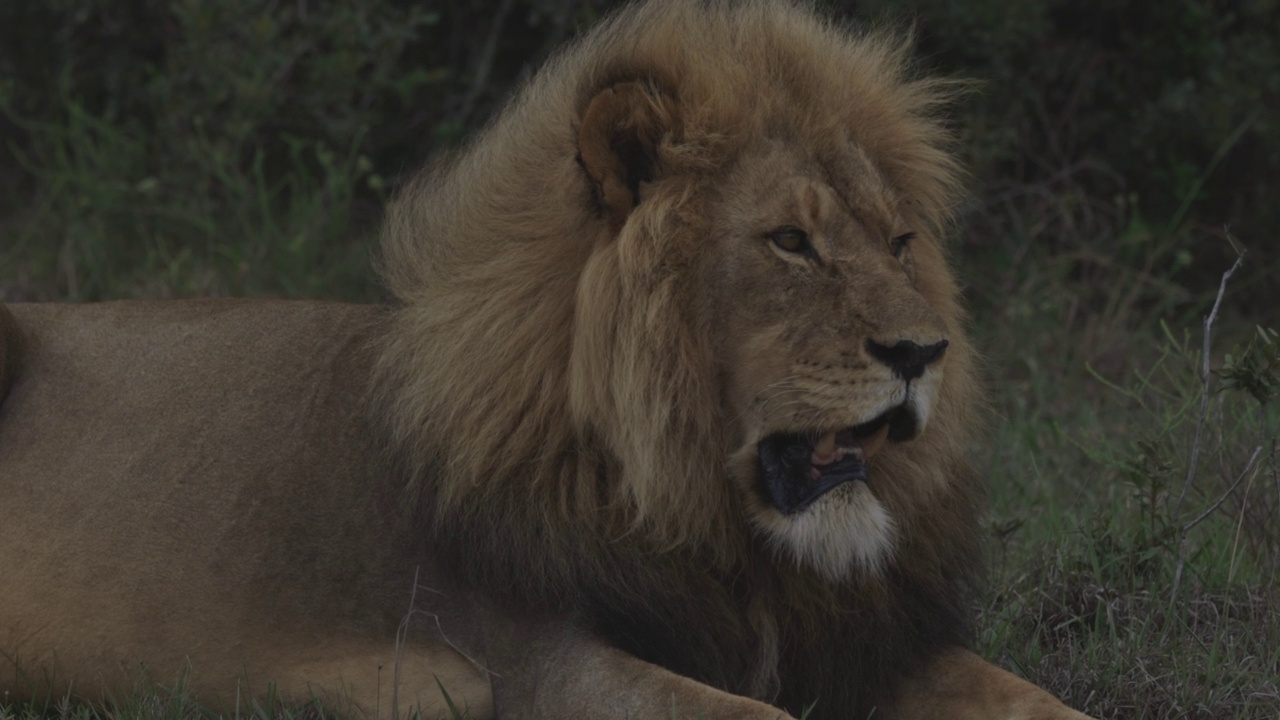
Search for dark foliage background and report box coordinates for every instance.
[0,0,1275,303]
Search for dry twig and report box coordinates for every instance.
[1168,243,1246,606]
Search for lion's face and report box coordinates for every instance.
[702,141,954,582]
[570,79,965,582]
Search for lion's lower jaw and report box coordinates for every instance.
[753,482,896,582]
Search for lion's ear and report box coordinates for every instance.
[577,81,678,230]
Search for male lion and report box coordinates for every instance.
[0,2,1095,719]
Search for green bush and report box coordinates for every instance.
[859,0,1278,239]
[0,0,447,299]
[0,0,640,299]
[3,0,1275,301]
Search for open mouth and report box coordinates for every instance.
[756,405,919,515]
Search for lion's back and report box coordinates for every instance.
[0,299,437,706]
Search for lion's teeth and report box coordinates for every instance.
[814,431,837,458]
[860,424,891,460]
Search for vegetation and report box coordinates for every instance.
[1,0,1276,718]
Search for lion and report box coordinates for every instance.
[0,2,1095,719]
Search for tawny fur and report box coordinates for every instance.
[0,2,1095,719]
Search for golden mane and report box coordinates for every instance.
[374,0,968,553]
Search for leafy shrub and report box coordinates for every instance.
[3,0,1274,302]
[857,0,1278,239]
[0,0,446,298]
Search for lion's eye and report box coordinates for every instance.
[891,231,916,259]
[768,227,812,256]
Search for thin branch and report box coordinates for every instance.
[1184,445,1263,533]
[454,0,517,127]
[1172,237,1249,604]
[392,564,421,720]
[1171,445,1263,605]
[1172,248,1246,519]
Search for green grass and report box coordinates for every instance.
[0,95,382,302]
[966,238,1280,718]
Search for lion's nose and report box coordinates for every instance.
[865,338,948,381]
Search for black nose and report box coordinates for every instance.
[865,338,948,381]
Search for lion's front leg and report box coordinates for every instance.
[886,647,1094,720]
[476,605,793,720]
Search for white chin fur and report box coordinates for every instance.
[910,377,938,429]
[752,482,895,582]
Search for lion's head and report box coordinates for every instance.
[374,2,979,685]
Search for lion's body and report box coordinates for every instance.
[0,300,493,716]
[0,2,1093,719]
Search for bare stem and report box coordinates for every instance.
[1184,445,1263,533]
[454,0,517,127]
[1171,445,1262,605]
[1168,242,1245,606]
[1172,250,1245,519]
